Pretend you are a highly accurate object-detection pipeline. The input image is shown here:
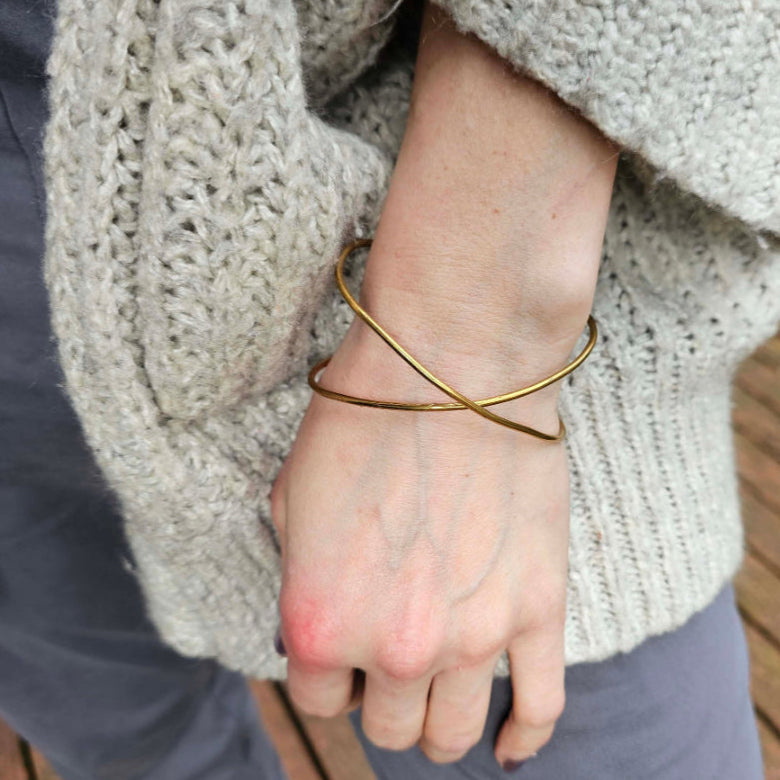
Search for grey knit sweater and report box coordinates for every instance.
[42,0,780,680]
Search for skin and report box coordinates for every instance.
[270,0,619,769]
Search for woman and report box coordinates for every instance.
[1,0,777,777]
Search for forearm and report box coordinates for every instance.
[329,1,619,416]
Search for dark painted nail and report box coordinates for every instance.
[274,629,286,656]
[502,759,525,772]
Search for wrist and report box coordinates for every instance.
[319,324,565,437]
[358,236,598,360]
[320,272,582,436]
[350,234,597,387]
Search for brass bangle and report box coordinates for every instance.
[308,237,599,441]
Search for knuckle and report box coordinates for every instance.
[374,642,437,682]
[278,593,342,669]
[376,653,434,682]
[546,689,567,722]
[519,691,566,729]
[457,630,504,667]
[373,615,443,682]
[424,731,480,760]
[284,633,336,668]
[362,720,420,752]
[289,691,344,719]
[523,583,565,633]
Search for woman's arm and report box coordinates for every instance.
[342,1,620,415]
[272,0,618,769]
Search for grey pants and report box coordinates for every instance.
[0,5,764,777]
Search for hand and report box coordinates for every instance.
[271,315,571,767]
[272,0,617,767]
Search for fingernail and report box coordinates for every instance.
[274,628,286,656]
[502,759,525,772]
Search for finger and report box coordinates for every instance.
[494,626,565,770]
[419,656,498,763]
[285,654,356,718]
[360,669,433,751]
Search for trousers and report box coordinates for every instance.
[0,5,764,777]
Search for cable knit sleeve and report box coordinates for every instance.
[432,0,780,239]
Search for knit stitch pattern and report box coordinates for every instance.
[41,0,780,679]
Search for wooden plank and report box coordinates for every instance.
[749,335,780,371]
[735,433,780,518]
[735,356,780,419]
[757,716,780,780]
[736,336,780,779]
[250,680,323,780]
[294,713,376,780]
[32,749,63,780]
[733,386,780,464]
[292,707,376,780]
[276,681,375,780]
[735,553,780,645]
[742,621,780,732]
[0,719,27,780]
[740,485,780,573]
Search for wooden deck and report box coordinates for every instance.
[2,333,780,780]
[733,333,780,780]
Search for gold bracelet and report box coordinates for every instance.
[308,237,598,441]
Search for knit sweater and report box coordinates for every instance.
[41,0,780,680]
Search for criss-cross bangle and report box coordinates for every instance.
[307,237,598,441]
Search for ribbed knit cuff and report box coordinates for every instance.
[547,324,742,669]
